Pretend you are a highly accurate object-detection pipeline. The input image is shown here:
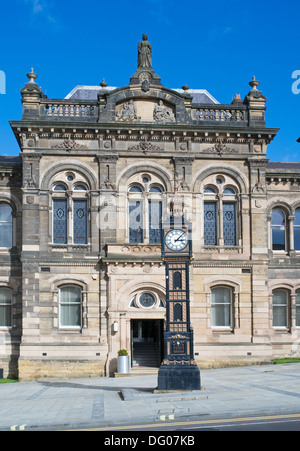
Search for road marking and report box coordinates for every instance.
[82,413,300,431]
[10,424,27,431]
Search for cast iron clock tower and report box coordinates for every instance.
[157,194,201,391]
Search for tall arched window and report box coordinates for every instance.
[203,179,238,247]
[271,209,286,251]
[272,289,289,328]
[128,176,164,244]
[294,209,300,252]
[0,204,12,248]
[59,285,82,328]
[211,286,233,328]
[52,173,89,246]
[0,288,12,327]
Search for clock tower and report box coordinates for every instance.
[157,193,201,391]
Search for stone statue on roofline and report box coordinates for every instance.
[138,34,152,68]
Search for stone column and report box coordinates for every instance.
[288,215,295,255]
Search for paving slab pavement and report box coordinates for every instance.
[0,363,300,431]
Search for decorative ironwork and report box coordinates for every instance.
[73,200,87,245]
[204,202,217,246]
[223,202,236,246]
[53,200,67,244]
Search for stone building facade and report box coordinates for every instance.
[1,38,300,380]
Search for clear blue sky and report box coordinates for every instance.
[0,0,299,161]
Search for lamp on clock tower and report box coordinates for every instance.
[157,192,201,391]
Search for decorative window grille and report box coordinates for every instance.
[53,199,67,244]
[223,202,236,246]
[204,202,217,246]
[73,200,88,244]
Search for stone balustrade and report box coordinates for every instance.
[43,100,98,119]
[192,105,248,123]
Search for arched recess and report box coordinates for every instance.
[193,163,248,194]
[115,279,166,312]
[117,161,173,193]
[40,159,98,191]
[266,200,293,217]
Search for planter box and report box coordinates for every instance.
[118,355,130,374]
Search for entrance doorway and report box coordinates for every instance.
[131,320,164,368]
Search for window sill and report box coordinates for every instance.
[273,327,290,332]
[203,246,242,254]
[212,327,233,333]
[272,251,288,255]
[50,244,91,252]
[59,327,82,332]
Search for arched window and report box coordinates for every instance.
[129,185,143,193]
[204,187,217,194]
[223,187,236,195]
[53,184,67,191]
[0,288,12,327]
[203,180,238,247]
[59,285,82,328]
[174,303,183,321]
[211,286,233,328]
[204,201,217,245]
[0,204,13,248]
[173,271,182,290]
[271,209,286,251]
[52,174,89,246]
[294,209,300,252]
[73,185,87,191]
[128,176,164,244]
[272,289,289,328]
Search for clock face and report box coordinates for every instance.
[165,229,188,251]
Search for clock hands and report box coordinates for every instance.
[175,232,186,243]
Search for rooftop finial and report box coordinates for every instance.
[249,75,260,91]
[100,78,108,88]
[27,68,38,84]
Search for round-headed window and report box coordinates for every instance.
[139,292,156,309]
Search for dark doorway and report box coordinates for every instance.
[131,320,164,368]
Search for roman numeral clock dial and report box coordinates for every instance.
[165,229,188,251]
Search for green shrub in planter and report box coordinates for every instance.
[118,349,128,356]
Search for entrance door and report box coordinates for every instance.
[131,320,163,368]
